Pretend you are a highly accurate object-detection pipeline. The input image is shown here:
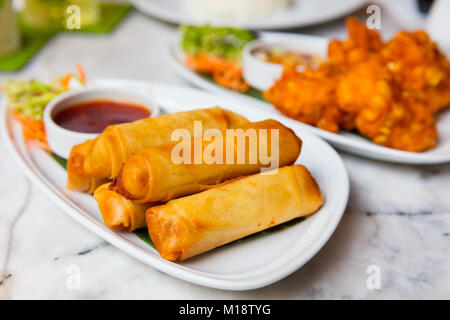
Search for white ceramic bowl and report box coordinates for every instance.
[242,40,325,91]
[44,87,159,159]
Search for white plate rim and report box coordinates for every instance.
[0,79,349,290]
[130,0,367,30]
[166,32,450,165]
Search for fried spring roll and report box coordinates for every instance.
[147,165,323,261]
[67,140,108,193]
[112,119,302,204]
[84,107,248,179]
[93,183,153,231]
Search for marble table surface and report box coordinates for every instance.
[1,2,449,299]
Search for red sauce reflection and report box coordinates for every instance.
[54,100,151,133]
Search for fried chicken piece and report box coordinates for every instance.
[328,17,383,67]
[344,95,438,152]
[335,56,437,151]
[382,31,444,90]
[263,64,341,133]
[336,57,394,138]
[265,17,448,152]
[316,104,342,133]
[370,100,437,152]
[336,57,392,115]
[381,30,450,112]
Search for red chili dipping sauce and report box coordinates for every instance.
[54,100,151,133]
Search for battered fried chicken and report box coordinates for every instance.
[328,17,383,67]
[381,30,450,112]
[263,64,340,132]
[264,17,450,152]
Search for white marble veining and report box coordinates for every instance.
[1,2,450,299]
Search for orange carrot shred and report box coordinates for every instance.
[76,63,86,84]
[61,73,73,89]
[11,110,50,150]
[185,54,249,92]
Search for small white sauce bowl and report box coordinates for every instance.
[242,40,325,91]
[44,87,159,159]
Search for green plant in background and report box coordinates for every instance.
[0,0,22,56]
[21,0,100,30]
[21,0,65,30]
[65,0,100,29]
[0,1,132,71]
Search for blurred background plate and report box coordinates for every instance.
[167,32,450,164]
[131,0,366,30]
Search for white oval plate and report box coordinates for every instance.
[131,0,366,30]
[167,32,450,165]
[1,78,348,291]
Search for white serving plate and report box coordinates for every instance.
[1,78,348,291]
[167,32,450,165]
[131,0,366,30]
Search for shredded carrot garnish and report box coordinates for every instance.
[76,63,87,84]
[60,74,73,89]
[4,65,89,151]
[186,54,250,92]
[11,110,51,151]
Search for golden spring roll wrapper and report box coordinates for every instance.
[67,140,108,193]
[147,165,324,261]
[222,109,249,128]
[113,119,302,204]
[84,107,248,179]
[93,183,153,232]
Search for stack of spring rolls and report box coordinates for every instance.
[67,107,324,261]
